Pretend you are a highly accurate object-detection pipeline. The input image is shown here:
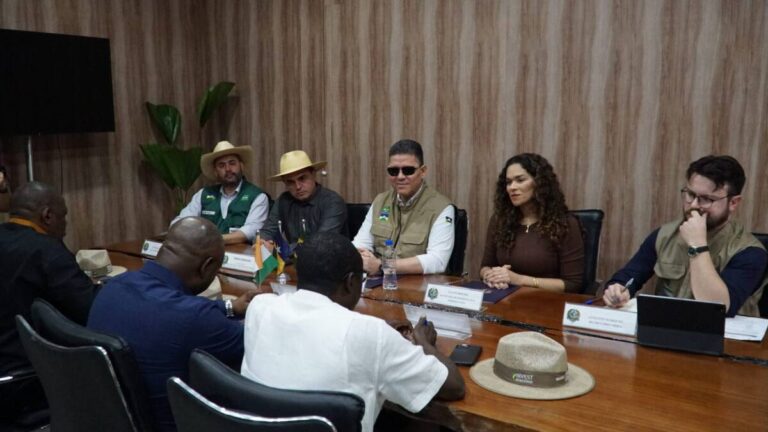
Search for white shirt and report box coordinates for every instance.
[171,180,268,242]
[241,290,448,432]
[352,204,455,274]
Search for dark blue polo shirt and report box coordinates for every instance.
[88,261,244,431]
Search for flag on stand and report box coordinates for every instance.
[253,236,284,285]
[274,230,292,262]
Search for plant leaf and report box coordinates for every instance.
[162,146,203,190]
[197,81,235,127]
[140,143,178,188]
[146,102,181,146]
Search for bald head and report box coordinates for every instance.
[10,182,68,239]
[159,217,225,294]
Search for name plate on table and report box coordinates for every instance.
[562,303,637,336]
[404,305,472,340]
[141,240,162,258]
[222,252,257,274]
[424,284,483,312]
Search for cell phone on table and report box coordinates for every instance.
[449,344,482,366]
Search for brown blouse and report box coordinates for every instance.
[481,214,585,293]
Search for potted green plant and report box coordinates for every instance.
[141,81,235,211]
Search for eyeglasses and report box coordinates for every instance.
[386,166,420,177]
[680,188,731,208]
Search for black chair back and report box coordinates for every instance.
[15,314,139,432]
[30,299,155,431]
[346,203,371,240]
[168,377,336,432]
[753,232,768,318]
[569,209,605,294]
[446,206,468,276]
[188,350,364,432]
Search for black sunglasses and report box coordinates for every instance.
[386,166,420,177]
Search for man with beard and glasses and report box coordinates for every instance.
[603,155,767,317]
[172,141,269,245]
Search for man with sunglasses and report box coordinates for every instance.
[603,155,767,316]
[352,139,455,275]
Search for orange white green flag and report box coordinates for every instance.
[253,236,284,285]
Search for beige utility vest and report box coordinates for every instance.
[370,185,452,259]
[654,219,766,317]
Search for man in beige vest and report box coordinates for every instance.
[352,140,455,275]
[603,155,767,317]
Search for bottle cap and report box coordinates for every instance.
[385,239,393,246]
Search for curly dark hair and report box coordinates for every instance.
[494,153,570,248]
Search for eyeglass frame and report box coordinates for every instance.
[680,187,734,208]
[386,166,421,177]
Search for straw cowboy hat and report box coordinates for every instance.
[200,141,254,181]
[470,332,595,400]
[269,150,327,181]
[76,249,127,279]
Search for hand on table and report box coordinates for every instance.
[232,290,258,316]
[482,265,521,289]
[603,283,630,308]
[413,316,437,346]
[358,249,381,275]
[387,319,414,342]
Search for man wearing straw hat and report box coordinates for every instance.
[259,150,347,252]
[172,141,269,245]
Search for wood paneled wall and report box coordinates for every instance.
[1,0,766,282]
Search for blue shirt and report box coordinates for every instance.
[607,229,767,317]
[87,261,244,431]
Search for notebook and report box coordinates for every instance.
[636,294,725,355]
[459,280,519,304]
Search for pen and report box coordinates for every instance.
[623,278,635,293]
[586,277,635,305]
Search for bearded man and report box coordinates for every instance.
[603,155,767,317]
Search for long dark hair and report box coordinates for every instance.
[494,153,570,247]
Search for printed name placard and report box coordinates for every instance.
[423,284,484,311]
[222,252,257,274]
[562,303,637,336]
[141,240,162,258]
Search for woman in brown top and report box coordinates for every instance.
[480,154,585,293]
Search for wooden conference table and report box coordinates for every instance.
[105,240,768,431]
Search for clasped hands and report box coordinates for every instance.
[358,248,382,275]
[481,265,523,289]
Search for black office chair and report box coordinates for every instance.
[167,377,336,432]
[753,232,768,318]
[346,203,371,240]
[15,314,140,432]
[569,209,605,294]
[445,206,468,276]
[0,367,49,431]
[187,350,364,432]
[29,299,155,431]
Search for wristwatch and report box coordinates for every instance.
[224,299,234,318]
[687,245,710,258]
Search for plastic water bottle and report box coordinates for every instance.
[382,239,398,290]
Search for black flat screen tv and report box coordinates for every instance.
[0,28,115,135]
